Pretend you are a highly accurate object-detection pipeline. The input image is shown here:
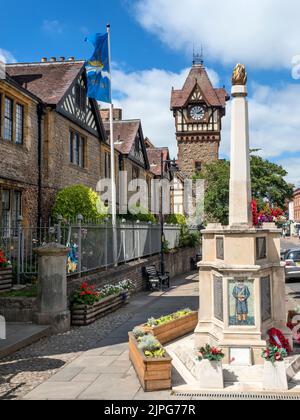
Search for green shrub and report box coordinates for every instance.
[52,185,108,221]
[179,226,201,248]
[166,214,187,226]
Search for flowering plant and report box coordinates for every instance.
[70,282,101,306]
[262,345,287,364]
[268,328,292,354]
[71,279,134,307]
[0,249,11,269]
[258,205,287,226]
[197,344,225,362]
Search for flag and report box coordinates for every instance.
[85,33,111,103]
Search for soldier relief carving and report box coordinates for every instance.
[232,64,248,86]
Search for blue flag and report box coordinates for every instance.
[85,33,111,103]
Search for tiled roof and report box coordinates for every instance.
[6,61,84,105]
[171,64,229,109]
[147,148,170,177]
[103,120,140,155]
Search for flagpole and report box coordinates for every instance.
[107,23,118,266]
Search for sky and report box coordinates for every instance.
[1,0,300,186]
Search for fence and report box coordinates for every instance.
[0,217,198,284]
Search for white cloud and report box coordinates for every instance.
[134,0,300,69]
[0,48,16,64]
[42,20,64,35]
[221,83,300,162]
[112,66,219,158]
[112,65,300,186]
[277,158,300,187]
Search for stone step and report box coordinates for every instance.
[0,323,51,359]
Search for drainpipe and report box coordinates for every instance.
[37,103,45,227]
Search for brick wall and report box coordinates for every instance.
[67,247,198,297]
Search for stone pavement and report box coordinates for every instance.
[22,273,199,400]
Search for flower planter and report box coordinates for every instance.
[71,291,130,326]
[194,359,224,389]
[142,311,198,345]
[263,361,288,391]
[128,332,172,392]
[0,268,13,292]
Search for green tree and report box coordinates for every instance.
[52,185,108,221]
[196,153,294,225]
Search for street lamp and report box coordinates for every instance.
[160,152,180,276]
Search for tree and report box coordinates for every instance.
[52,185,108,221]
[196,153,294,225]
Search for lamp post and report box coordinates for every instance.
[160,152,180,276]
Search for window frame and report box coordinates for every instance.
[15,103,24,144]
[4,96,13,141]
[69,129,86,169]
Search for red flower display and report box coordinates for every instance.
[268,328,292,354]
[251,200,259,227]
[0,249,10,269]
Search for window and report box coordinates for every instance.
[1,190,10,232]
[105,152,111,178]
[256,237,267,260]
[1,190,22,237]
[0,95,25,144]
[216,237,224,260]
[132,166,140,180]
[75,83,86,111]
[4,97,13,141]
[16,104,24,144]
[69,131,74,163]
[195,161,202,173]
[69,129,85,168]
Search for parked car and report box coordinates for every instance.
[282,248,300,280]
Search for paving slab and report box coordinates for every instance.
[0,323,51,359]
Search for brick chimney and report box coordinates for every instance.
[100,108,123,122]
[50,57,56,62]
[41,57,47,62]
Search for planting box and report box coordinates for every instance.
[128,332,172,392]
[0,268,13,292]
[71,291,130,326]
[142,311,198,344]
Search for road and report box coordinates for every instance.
[281,237,300,298]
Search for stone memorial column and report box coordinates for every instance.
[34,243,70,334]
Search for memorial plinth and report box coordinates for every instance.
[195,66,293,365]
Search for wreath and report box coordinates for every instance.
[268,328,292,354]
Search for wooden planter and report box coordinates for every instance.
[128,332,172,392]
[71,291,130,326]
[142,311,198,345]
[0,268,13,292]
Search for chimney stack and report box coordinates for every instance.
[50,57,56,62]
[68,56,75,61]
[41,57,47,63]
[100,108,123,122]
[60,56,65,62]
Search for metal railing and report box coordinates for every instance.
[0,216,197,283]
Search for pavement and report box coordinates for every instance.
[22,273,199,400]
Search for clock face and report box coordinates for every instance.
[190,105,205,121]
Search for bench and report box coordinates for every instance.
[142,266,170,291]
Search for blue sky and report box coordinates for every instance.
[1,0,300,186]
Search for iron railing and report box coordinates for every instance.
[0,216,198,283]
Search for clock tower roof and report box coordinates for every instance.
[170,64,229,110]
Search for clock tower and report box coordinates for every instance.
[171,56,229,177]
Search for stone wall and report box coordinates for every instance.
[67,247,197,296]
[177,138,220,177]
[0,297,37,323]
